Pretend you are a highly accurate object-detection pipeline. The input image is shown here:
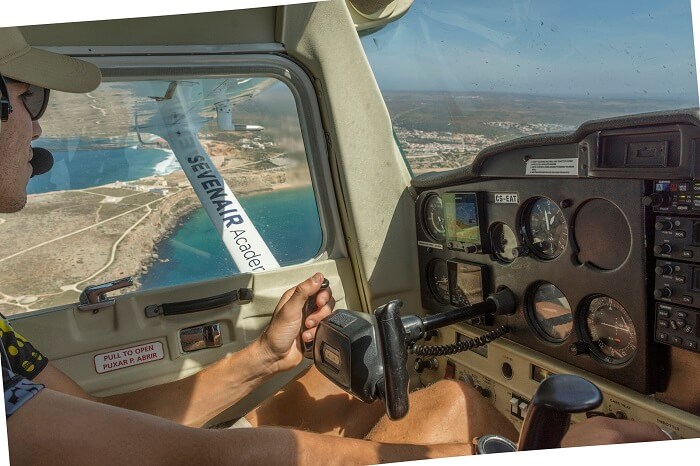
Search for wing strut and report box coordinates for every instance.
[140,81,280,273]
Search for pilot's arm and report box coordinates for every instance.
[32,273,335,427]
[7,387,470,466]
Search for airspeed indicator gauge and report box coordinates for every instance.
[422,193,445,242]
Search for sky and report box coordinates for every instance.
[360,0,698,101]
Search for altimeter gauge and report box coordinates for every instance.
[522,197,568,259]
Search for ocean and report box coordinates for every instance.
[26,146,322,290]
[27,146,179,194]
[139,187,322,289]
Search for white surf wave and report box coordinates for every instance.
[153,149,182,176]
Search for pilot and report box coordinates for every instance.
[0,26,669,464]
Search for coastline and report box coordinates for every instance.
[0,161,312,313]
[133,179,313,288]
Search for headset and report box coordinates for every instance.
[1,72,12,130]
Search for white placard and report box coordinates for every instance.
[94,342,164,374]
[525,158,579,176]
[418,241,443,250]
[495,193,519,204]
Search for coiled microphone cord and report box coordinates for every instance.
[409,325,509,357]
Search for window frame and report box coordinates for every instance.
[8,48,345,317]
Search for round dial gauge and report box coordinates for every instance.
[582,296,637,364]
[490,222,518,263]
[422,194,445,242]
[528,282,573,343]
[523,197,568,259]
[426,259,450,304]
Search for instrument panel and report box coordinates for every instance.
[416,179,655,393]
[412,112,700,418]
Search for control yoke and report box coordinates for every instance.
[310,284,604,451]
[311,288,516,420]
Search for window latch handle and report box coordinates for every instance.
[78,276,134,312]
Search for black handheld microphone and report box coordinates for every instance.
[30,147,54,178]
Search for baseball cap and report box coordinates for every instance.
[0,26,101,93]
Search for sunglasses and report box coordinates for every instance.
[0,75,10,122]
[4,78,50,121]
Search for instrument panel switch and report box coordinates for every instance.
[510,397,519,415]
[509,394,530,420]
[518,401,529,417]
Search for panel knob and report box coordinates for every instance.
[653,244,672,255]
[643,193,666,208]
[654,287,672,299]
[569,341,590,356]
[654,220,673,231]
[655,265,673,275]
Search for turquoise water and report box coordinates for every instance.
[27,146,322,289]
[27,146,176,194]
[139,186,322,289]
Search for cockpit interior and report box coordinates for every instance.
[2,0,699,458]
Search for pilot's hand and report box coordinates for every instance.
[259,273,335,373]
[561,416,670,448]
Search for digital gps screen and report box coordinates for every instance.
[444,193,481,247]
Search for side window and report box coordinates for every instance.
[0,74,322,314]
[359,0,697,175]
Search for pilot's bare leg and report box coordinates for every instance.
[364,378,518,444]
[246,366,518,443]
[245,365,386,437]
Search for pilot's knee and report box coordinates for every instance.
[421,379,479,408]
[432,378,479,394]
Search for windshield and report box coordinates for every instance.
[360,0,698,175]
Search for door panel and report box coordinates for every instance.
[10,258,358,418]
